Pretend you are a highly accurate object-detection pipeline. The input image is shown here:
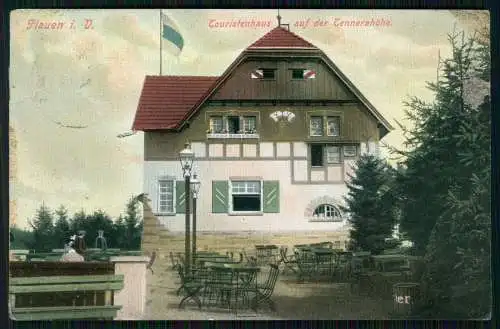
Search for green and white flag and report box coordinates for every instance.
[162,12,184,56]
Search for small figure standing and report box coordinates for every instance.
[74,230,87,255]
[60,235,84,262]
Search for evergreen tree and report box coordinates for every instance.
[124,195,142,250]
[342,155,395,254]
[9,225,34,250]
[70,209,87,234]
[112,214,128,249]
[388,30,485,256]
[53,205,71,249]
[418,31,491,318]
[27,203,56,252]
[85,210,114,248]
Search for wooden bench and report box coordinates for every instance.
[9,274,124,320]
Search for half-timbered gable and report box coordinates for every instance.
[132,25,393,232]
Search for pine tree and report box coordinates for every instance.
[79,209,114,248]
[124,195,142,250]
[53,205,71,249]
[418,31,491,318]
[342,155,395,254]
[28,203,56,252]
[112,214,128,249]
[9,225,34,250]
[70,209,87,234]
[388,29,484,255]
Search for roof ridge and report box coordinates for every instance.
[146,75,219,78]
[247,25,317,49]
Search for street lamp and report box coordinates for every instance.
[179,142,194,275]
[190,174,201,263]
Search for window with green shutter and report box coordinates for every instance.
[212,181,229,213]
[175,181,186,214]
[263,181,280,213]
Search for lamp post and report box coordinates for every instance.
[179,142,194,275]
[190,174,201,263]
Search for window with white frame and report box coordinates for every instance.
[326,146,341,164]
[209,116,224,133]
[158,180,174,213]
[208,115,257,134]
[230,181,261,212]
[242,116,256,132]
[309,117,323,136]
[327,117,340,136]
[343,145,357,157]
[313,204,342,221]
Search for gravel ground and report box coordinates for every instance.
[143,255,394,320]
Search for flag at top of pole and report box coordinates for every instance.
[161,12,184,56]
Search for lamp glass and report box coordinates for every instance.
[179,142,195,176]
[190,174,201,196]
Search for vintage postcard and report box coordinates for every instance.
[9,9,490,320]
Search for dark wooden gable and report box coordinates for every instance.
[211,56,356,101]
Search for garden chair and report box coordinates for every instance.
[294,250,317,282]
[176,264,204,309]
[242,249,258,266]
[349,256,375,295]
[277,246,298,275]
[233,252,244,264]
[169,252,179,270]
[245,264,280,311]
[202,265,236,309]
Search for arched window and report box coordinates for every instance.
[312,204,342,222]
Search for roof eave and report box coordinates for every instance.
[318,50,394,134]
[176,52,248,130]
[246,47,319,50]
[131,77,149,131]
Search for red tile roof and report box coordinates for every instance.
[132,76,218,130]
[247,26,318,49]
[132,26,393,134]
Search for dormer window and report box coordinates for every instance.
[251,68,275,80]
[292,69,305,79]
[291,69,316,80]
[262,69,275,79]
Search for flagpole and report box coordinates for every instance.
[160,10,163,75]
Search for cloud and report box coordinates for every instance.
[10,9,463,229]
[365,44,442,69]
[101,13,158,50]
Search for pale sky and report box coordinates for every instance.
[9,9,486,229]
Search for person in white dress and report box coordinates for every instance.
[60,235,85,262]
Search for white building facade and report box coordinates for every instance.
[143,140,378,232]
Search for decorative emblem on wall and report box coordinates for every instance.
[270,110,296,128]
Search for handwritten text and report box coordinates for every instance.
[26,19,94,30]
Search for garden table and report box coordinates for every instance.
[203,263,260,311]
[255,245,279,265]
[312,248,336,277]
[371,254,412,272]
[196,257,235,267]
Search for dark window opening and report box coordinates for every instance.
[311,145,324,167]
[262,69,275,79]
[232,195,261,211]
[227,116,240,133]
[292,69,304,79]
